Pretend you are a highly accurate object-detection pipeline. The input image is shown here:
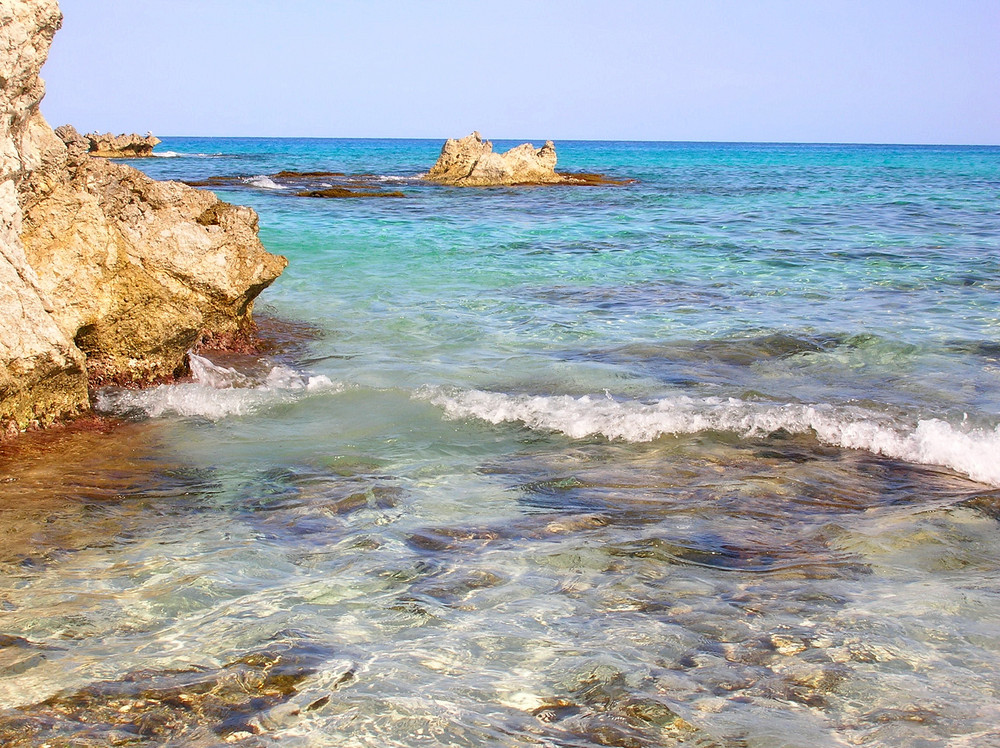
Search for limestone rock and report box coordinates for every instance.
[0,0,89,431]
[21,140,288,384]
[0,0,287,431]
[424,131,564,186]
[84,131,162,158]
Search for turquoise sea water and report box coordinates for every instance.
[2,138,1000,746]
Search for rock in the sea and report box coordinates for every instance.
[424,131,564,186]
[22,125,288,385]
[0,0,287,431]
[83,130,161,158]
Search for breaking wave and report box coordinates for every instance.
[96,354,339,421]
[420,388,1000,486]
[243,175,285,190]
[152,151,221,158]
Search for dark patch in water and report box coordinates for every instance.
[599,332,840,369]
[608,535,867,578]
[407,526,508,553]
[0,424,222,570]
[0,640,333,746]
[410,568,506,605]
[944,338,1000,362]
[527,666,708,747]
[957,489,1000,520]
[530,280,733,313]
[0,636,61,678]
[514,476,612,514]
[253,312,326,359]
[183,170,412,198]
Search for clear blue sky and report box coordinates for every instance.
[40,0,999,144]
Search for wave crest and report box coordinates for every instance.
[243,175,285,190]
[96,354,339,421]
[419,388,1000,486]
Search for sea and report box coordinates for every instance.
[1,138,999,747]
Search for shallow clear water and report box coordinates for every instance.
[1,139,999,746]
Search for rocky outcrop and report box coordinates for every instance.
[84,131,161,158]
[0,0,89,433]
[22,125,287,385]
[0,0,286,433]
[424,131,563,186]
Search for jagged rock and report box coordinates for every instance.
[0,0,89,432]
[83,130,161,158]
[21,137,288,384]
[0,0,287,431]
[424,131,564,186]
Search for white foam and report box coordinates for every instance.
[420,388,1000,487]
[96,353,339,421]
[152,151,220,158]
[244,175,285,190]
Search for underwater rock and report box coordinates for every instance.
[83,130,161,158]
[0,644,326,746]
[0,0,286,429]
[297,187,405,198]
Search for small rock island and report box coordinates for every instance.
[424,131,633,187]
[425,131,562,186]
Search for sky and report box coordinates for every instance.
[40,0,1000,145]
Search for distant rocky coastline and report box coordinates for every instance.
[0,0,286,436]
[424,131,634,187]
[84,130,161,158]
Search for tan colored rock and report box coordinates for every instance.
[0,0,89,432]
[0,0,287,432]
[21,127,288,385]
[424,131,564,186]
[84,131,161,158]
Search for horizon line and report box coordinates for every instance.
[149,134,1000,148]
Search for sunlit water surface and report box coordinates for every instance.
[1,139,999,747]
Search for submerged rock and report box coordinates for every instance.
[0,644,326,746]
[297,187,405,198]
[83,130,161,158]
[424,131,563,186]
[0,1,286,430]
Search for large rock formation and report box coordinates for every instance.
[0,0,286,433]
[424,131,563,186]
[84,131,161,158]
[0,0,88,433]
[22,125,287,385]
